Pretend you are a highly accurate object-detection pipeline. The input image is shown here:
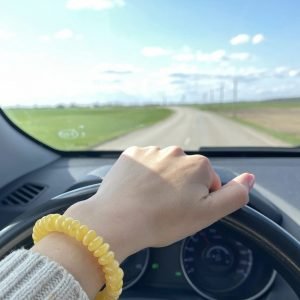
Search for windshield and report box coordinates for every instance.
[1,0,300,150]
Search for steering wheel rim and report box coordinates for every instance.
[221,206,300,296]
[0,184,299,297]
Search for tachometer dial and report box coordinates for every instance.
[121,248,149,290]
[181,225,253,299]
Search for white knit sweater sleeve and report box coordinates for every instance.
[0,249,89,300]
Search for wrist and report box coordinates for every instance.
[63,197,138,262]
[32,198,135,299]
[31,232,104,299]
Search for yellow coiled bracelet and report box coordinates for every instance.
[32,214,124,300]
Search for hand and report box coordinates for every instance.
[66,146,255,258]
[33,146,255,299]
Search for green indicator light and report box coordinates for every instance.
[152,263,159,270]
[175,271,182,277]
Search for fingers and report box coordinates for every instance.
[161,145,185,156]
[210,171,222,192]
[144,146,161,151]
[200,173,255,223]
[123,146,182,157]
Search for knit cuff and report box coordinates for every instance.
[0,249,89,300]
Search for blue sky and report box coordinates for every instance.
[1,0,300,106]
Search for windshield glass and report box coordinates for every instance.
[1,0,300,150]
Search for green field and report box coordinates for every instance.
[195,98,300,146]
[5,106,173,150]
[196,98,300,111]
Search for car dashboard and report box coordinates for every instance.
[0,153,299,300]
[11,218,275,300]
[122,223,275,300]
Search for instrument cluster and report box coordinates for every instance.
[122,223,276,300]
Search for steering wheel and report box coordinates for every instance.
[0,184,299,298]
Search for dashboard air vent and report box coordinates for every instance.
[1,183,46,206]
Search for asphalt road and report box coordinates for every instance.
[95,107,288,150]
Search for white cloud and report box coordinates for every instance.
[196,50,226,62]
[39,29,82,42]
[252,34,265,44]
[172,48,251,63]
[54,29,74,40]
[0,52,97,106]
[0,29,16,40]
[172,46,195,62]
[289,69,300,77]
[168,66,270,86]
[229,52,251,61]
[2,41,299,107]
[143,46,250,63]
[39,35,51,43]
[273,66,300,78]
[90,64,178,99]
[230,33,265,46]
[142,47,171,57]
[66,0,125,10]
[94,63,141,75]
[173,53,194,62]
[275,66,289,75]
[230,34,250,45]
[159,64,199,76]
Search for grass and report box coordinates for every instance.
[231,116,300,145]
[4,106,173,150]
[194,98,300,146]
[197,98,300,111]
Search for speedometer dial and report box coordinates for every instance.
[121,248,149,290]
[181,225,254,299]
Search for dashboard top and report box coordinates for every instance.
[0,154,300,299]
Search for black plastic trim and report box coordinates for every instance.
[221,207,300,296]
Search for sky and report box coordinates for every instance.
[1,0,300,107]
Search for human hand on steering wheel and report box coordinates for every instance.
[32,146,254,299]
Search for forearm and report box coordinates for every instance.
[31,232,104,299]
[31,198,135,299]
[0,201,130,300]
[0,249,89,299]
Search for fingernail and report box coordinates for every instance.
[246,173,255,190]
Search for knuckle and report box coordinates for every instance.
[202,158,213,174]
[194,155,211,169]
[201,156,210,167]
[123,146,140,156]
[146,146,160,152]
[166,145,184,156]
[192,155,214,185]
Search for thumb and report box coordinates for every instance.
[202,173,255,223]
